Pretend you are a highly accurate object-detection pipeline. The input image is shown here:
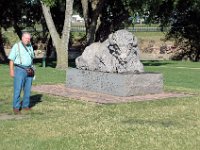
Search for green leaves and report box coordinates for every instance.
[41,0,57,7]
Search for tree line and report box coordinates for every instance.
[0,0,199,69]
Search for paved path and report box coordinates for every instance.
[32,84,189,104]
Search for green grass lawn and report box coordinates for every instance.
[0,61,200,150]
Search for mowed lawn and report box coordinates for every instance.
[0,60,200,150]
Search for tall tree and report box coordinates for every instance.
[149,0,200,61]
[76,0,150,45]
[0,0,43,62]
[0,25,7,63]
[41,0,74,69]
[80,0,106,45]
[0,0,25,62]
[95,0,130,42]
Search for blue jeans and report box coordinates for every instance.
[13,66,33,109]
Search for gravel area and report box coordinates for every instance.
[32,84,190,104]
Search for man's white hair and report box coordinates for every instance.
[22,32,31,38]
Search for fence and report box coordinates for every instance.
[71,25,169,32]
[6,25,169,34]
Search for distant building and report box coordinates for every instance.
[71,15,84,22]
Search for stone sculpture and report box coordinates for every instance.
[68,29,163,97]
[75,29,144,73]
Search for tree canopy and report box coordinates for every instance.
[1,0,200,63]
[0,0,43,62]
[150,0,200,61]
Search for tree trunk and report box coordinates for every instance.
[13,21,22,39]
[195,49,200,62]
[41,0,73,69]
[81,0,89,29]
[0,26,8,63]
[81,0,106,45]
[60,0,74,69]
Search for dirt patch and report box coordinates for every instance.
[0,113,28,120]
[32,84,190,104]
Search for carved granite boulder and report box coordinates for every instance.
[75,29,144,73]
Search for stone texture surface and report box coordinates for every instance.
[32,84,189,104]
[67,68,163,96]
[76,29,144,73]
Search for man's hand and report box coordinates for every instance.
[10,69,14,77]
[9,61,14,77]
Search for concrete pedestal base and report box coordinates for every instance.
[67,68,163,97]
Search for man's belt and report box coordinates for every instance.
[14,64,31,69]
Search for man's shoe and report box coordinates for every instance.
[22,107,32,111]
[13,108,21,115]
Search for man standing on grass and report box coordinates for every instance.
[8,32,34,114]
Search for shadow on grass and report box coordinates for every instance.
[142,60,175,66]
[30,94,43,108]
[122,118,180,127]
